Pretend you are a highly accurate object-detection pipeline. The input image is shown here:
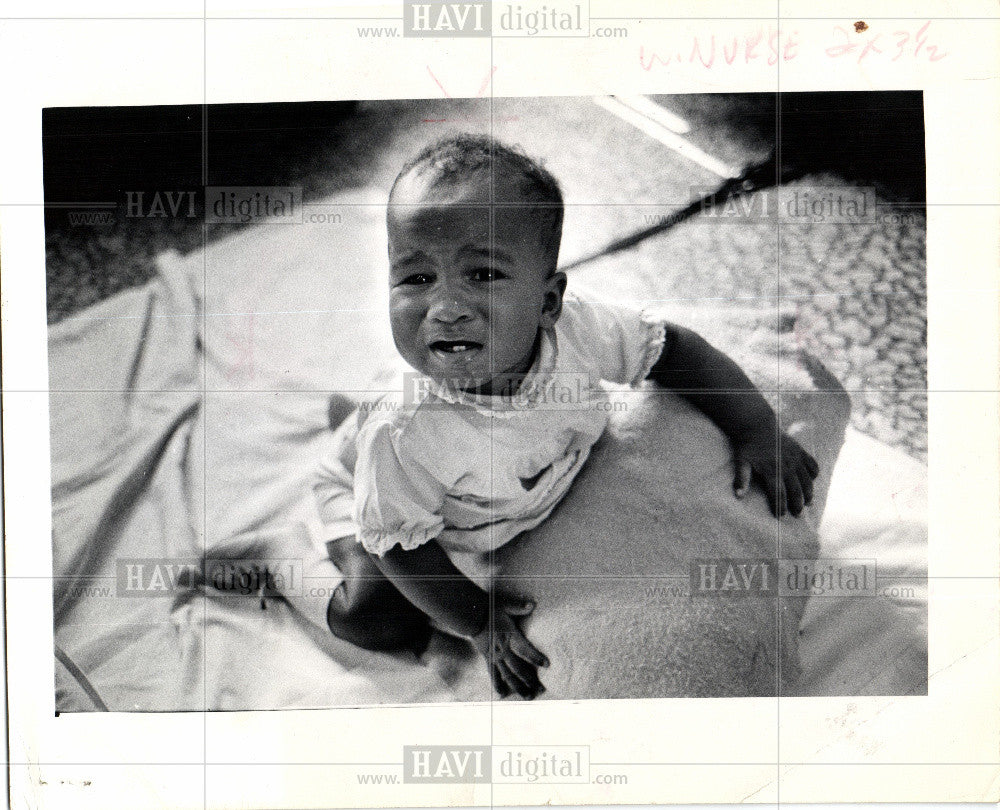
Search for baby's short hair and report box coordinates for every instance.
[389,133,564,271]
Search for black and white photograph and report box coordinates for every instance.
[43,92,929,711]
[4,6,1000,808]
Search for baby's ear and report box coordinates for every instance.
[540,271,568,328]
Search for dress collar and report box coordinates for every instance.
[425,326,559,417]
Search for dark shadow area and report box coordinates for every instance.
[659,91,925,203]
[43,101,365,321]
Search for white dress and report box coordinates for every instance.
[313,291,669,560]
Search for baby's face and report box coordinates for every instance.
[386,170,565,393]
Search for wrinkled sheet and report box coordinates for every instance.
[50,188,926,710]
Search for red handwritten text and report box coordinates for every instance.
[639,21,947,71]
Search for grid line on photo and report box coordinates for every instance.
[4,15,1000,20]
[775,19,783,797]
[23,387,946,393]
[9,759,1000,765]
[202,4,209,804]
[10,200,996,204]
[12,572,993,577]
[489,34,497,806]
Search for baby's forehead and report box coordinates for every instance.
[391,164,536,207]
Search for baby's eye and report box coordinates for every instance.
[397,272,434,286]
[470,267,504,282]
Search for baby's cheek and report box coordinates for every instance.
[500,299,544,348]
[389,299,424,330]
[388,312,426,360]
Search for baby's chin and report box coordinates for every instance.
[425,369,494,393]
[412,364,512,396]
[404,358,489,392]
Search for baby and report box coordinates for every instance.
[312,134,818,699]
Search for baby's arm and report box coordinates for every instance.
[647,324,819,516]
[370,541,549,699]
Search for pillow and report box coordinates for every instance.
[440,335,850,699]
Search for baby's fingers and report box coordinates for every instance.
[505,652,543,696]
[803,450,820,479]
[490,665,512,699]
[767,477,787,517]
[502,598,535,618]
[495,660,521,697]
[497,658,538,699]
[784,471,804,517]
[509,630,549,669]
[797,463,815,506]
[733,460,753,498]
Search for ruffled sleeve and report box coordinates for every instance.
[558,291,669,388]
[312,410,361,541]
[352,417,446,557]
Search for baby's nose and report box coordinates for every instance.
[428,295,474,323]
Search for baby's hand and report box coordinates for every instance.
[732,427,820,517]
[472,595,549,700]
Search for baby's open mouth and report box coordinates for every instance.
[429,339,484,355]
